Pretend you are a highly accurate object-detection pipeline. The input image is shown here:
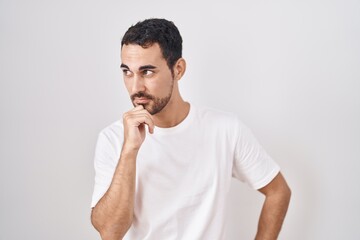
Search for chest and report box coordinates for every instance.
[136,130,233,198]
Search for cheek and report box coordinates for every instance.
[155,74,173,90]
[149,80,171,96]
[123,79,132,93]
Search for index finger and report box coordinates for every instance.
[130,105,144,112]
[138,110,155,134]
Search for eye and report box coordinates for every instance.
[122,69,132,77]
[143,70,154,77]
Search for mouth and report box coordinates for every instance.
[134,97,151,105]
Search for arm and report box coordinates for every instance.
[91,105,154,240]
[255,172,291,240]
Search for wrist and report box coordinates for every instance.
[121,142,140,155]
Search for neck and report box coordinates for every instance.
[153,95,190,128]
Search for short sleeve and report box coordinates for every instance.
[232,121,280,190]
[91,130,119,208]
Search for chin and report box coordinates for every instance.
[142,104,155,114]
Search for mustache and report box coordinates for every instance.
[131,92,154,101]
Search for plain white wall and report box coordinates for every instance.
[1,0,359,239]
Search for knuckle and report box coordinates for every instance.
[123,113,133,122]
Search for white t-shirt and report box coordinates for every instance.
[91,104,280,240]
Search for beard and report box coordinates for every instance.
[131,81,174,115]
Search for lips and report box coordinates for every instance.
[134,98,151,104]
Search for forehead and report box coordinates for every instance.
[121,43,165,68]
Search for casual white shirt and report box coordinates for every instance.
[91,104,280,239]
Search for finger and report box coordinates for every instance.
[130,105,144,112]
[125,108,155,134]
[132,113,154,134]
[140,114,155,134]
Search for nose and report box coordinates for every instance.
[132,74,146,93]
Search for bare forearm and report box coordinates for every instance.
[255,187,291,240]
[91,148,138,239]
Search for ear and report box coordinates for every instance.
[173,58,186,81]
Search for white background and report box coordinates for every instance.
[1,0,359,239]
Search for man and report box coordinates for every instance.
[91,18,291,240]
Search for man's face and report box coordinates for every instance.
[121,43,174,115]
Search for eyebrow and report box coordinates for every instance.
[120,63,129,69]
[139,65,157,71]
[120,64,157,71]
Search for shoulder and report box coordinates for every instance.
[193,105,241,126]
[97,119,123,146]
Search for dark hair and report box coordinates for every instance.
[121,18,183,73]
